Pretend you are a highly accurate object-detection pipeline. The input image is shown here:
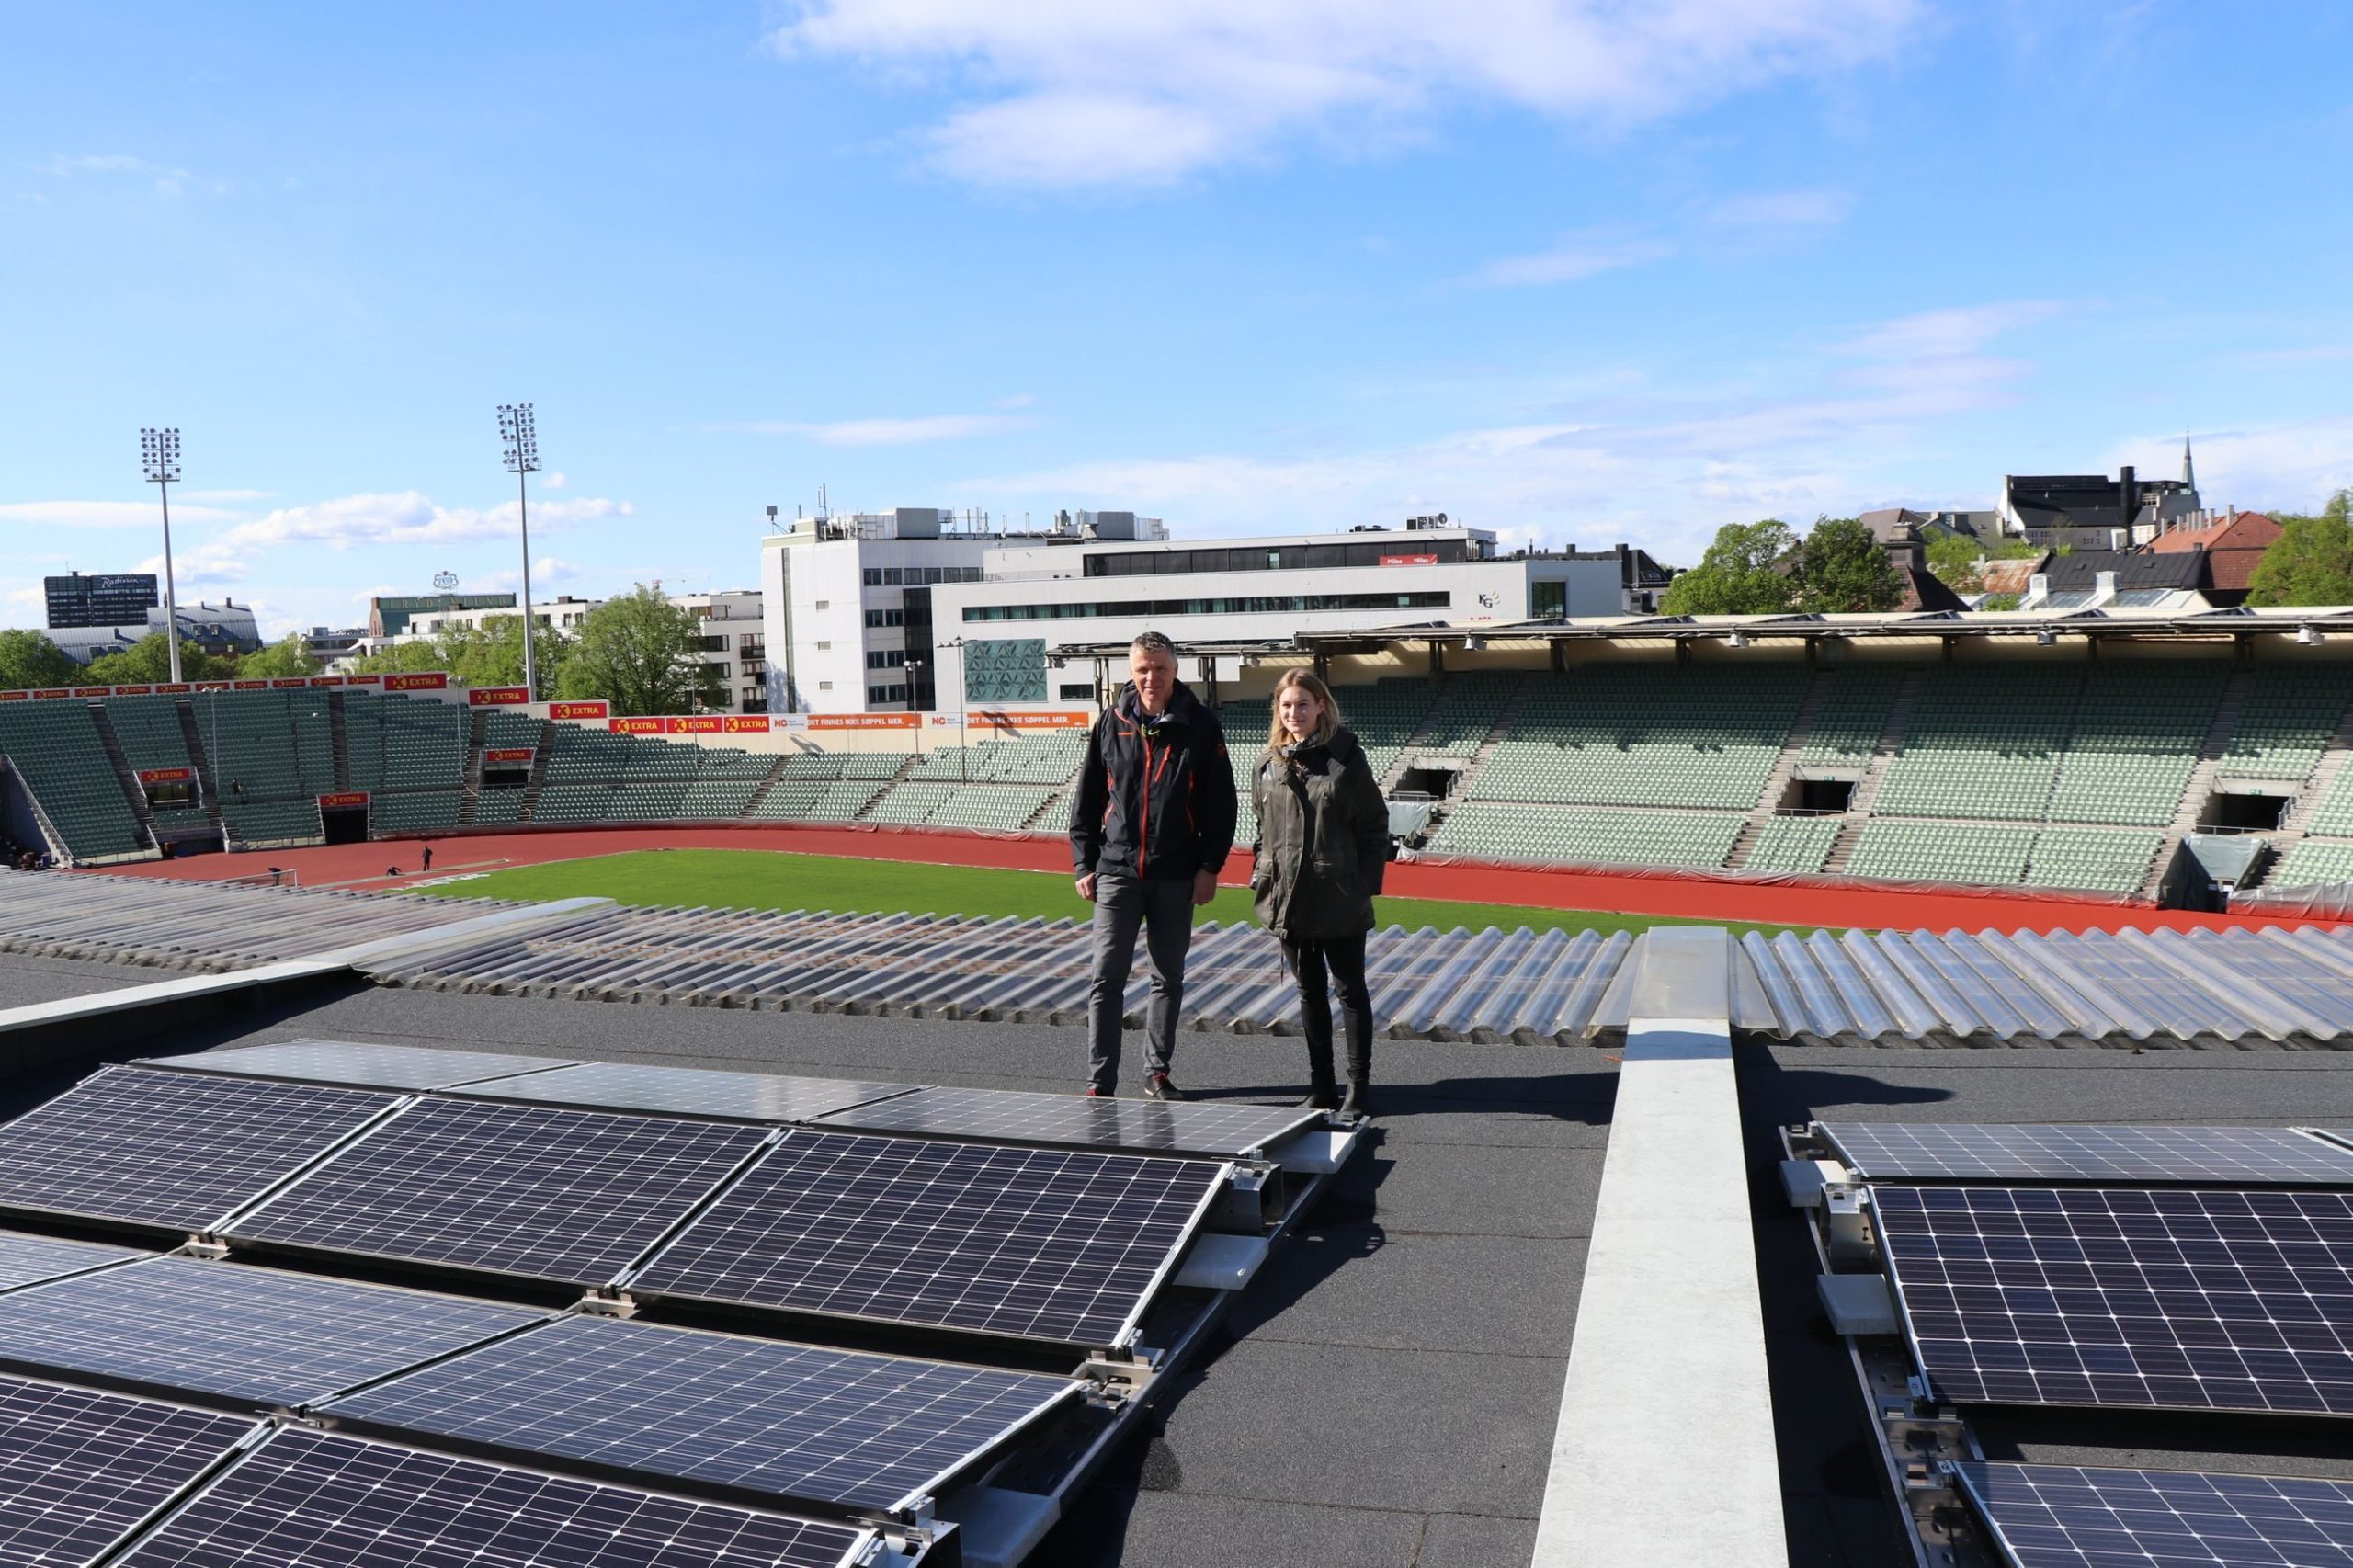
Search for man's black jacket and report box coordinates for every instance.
[1070,681,1238,883]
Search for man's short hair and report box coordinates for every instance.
[1130,631,1178,660]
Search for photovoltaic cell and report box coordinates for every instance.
[1823,1122,2353,1186]
[111,1428,869,1568]
[230,1097,769,1286]
[325,1314,1080,1513]
[1956,1460,2353,1568]
[813,1085,1319,1158]
[0,1372,252,1567]
[631,1131,1225,1346]
[139,1040,574,1091]
[0,1067,394,1233]
[457,1061,914,1123]
[0,1256,542,1410]
[0,1230,142,1293]
[1875,1184,2353,1414]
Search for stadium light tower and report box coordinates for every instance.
[496,403,541,697]
[139,427,185,684]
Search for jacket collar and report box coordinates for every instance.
[1118,680,1197,728]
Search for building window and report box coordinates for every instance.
[864,608,905,629]
[814,599,830,610]
[861,570,881,586]
[819,680,834,691]
[865,649,907,670]
[709,663,732,679]
[815,640,831,651]
[869,684,908,703]
[961,590,1453,622]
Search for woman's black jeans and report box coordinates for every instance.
[1283,932,1373,1088]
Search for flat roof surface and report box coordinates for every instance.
[6,949,2351,1566]
[0,953,156,1009]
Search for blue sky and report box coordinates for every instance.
[4,1,2350,637]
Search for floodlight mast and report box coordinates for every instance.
[496,403,540,698]
[139,427,185,684]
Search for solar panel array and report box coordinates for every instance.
[0,1256,540,1409]
[814,1084,1318,1158]
[456,1060,915,1123]
[1824,1122,2353,1185]
[0,1068,393,1233]
[1876,1184,2353,1415]
[632,1131,1225,1346]
[326,1314,1079,1512]
[142,1039,576,1091]
[1957,1461,2353,1568]
[0,1373,252,1567]
[0,1229,141,1293]
[230,1097,770,1285]
[112,1428,870,1568]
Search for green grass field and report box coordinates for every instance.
[419,848,1802,939]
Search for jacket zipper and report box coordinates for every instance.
[1138,731,1152,875]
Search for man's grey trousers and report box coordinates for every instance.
[1086,870,1196,1091]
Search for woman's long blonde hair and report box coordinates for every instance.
[1264,669,1343,756]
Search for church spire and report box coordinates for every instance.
[2182,429,2198,494]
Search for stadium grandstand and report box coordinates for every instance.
[9,608,2353,914]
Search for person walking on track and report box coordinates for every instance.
[1250,670,1388,1116]
[1071,631,1238,1101]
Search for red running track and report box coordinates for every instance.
[85,822,2343,935]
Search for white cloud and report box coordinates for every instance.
[542,472,569,490]
[160,490,633,585]
[177,488,275,503]
[1705,187,1852,232]
[715,413,1037,446]
[1835,300,2067,362]
[1469,233,1674,289]
[0,500,241,528]
[770,0,1924,187]
[45,153,218,198]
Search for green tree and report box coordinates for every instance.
[82,632,232,684]
[559,585,720,714]
[355,615,570,697]
[234,633,322,679]
[2245,490,2353,608]
[0,630,79,690]
[1798,516,1905,612]
[1658,519,1800,615]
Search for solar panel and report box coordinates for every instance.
[1875,1184,2353,1414]
[1823,1122,2353,1185]
[0,1372,252,1566]
[0,1256,542,1410]
[112,1428,870,1568]
[0,1067,395,1234]
[1956,1460,2353,1568]
[0,1230,142,1292]
[324,1314,1081,1514]
[139,1040,574,1091]
[229,1097,770,1286]
[455,1061,914,1123]
[813,1085,1320,1158]
[631,1131,1226,1346]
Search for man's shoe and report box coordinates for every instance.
[1143,1073,1186,1102]
[1085,1085,1110,1098]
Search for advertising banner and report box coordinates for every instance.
[722,716,771,733]
[670,715,722,734]
[138,767,194,786]
[483,747,536,765]
[192,681,232,692]
[307,676,346,687]
[383,673,450,692]
[317,791,369,809]
[233,680,269,691]
[467,686,531,707]
[346,674,384,687]
[155,684,192,694]
[30,689,70,700]
[610,717,665,735]
[1379,553,1439,567]
[549,700,608,721]
[113,685,154,696]
[0,691,24,703]
[74,687,110,698]
[809,712,921,731]
[269,677,312,689]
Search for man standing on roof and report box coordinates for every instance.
[1071,631,1237,1101]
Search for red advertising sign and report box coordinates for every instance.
[1378,553,1439,567]
[609,717,665,735]
[346,674,383,687]
[972,709,1094,730]
[74,687,110,698]
[192,680,232,691]
[30,689,69,700]
[810,712,922,731]
[269,677,311,689]
[0,691,27,703]
[154,683,192,694]
[307,676,345,687]
[467,686,530,707]
[670,715,722,734]
[233,680,269,691]
[549,700,608,721]
[383,673,449,692]
[317,791,369,810]
[138,767,193,786]
[113,685,154,696]
[722,716,771,733]
[483,747,536,765]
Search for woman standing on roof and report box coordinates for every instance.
[1250,670,1389,1116]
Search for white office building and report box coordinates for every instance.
[758,508,1166,714]
[925,522,1633,710]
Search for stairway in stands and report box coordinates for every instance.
[740,755,790,816]
[518,722,554,823]
[1726,665,1832,869]
[2145,666,2253,897]
[458,710,488,825]
[328,693,353,790]
[87,705,160,847]
[175,700,228,838]
[1824,667,1921,874]
[1416,674,1533,845]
